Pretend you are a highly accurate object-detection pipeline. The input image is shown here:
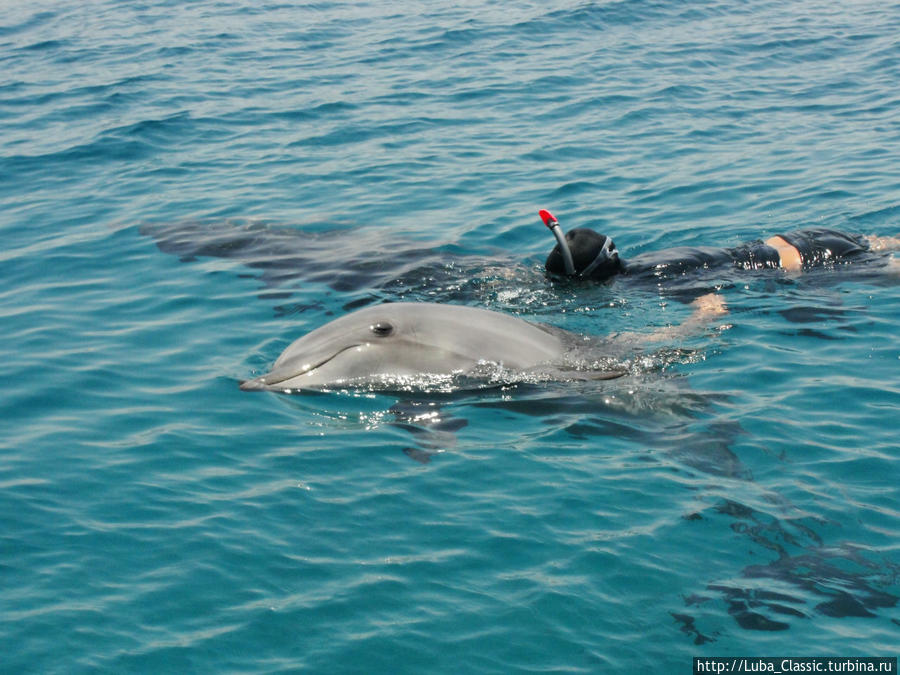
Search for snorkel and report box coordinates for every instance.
[539,209,576,276]
[540,208,624,281]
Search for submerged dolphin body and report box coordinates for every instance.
[240,302,622,392]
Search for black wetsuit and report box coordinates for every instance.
[621,228,872,281]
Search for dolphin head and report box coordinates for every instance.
[240,302,567,392]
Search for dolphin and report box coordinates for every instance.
[240,302,624,392]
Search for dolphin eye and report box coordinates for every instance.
[370,321,394,337]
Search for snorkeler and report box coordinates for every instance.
[540,209,900,282]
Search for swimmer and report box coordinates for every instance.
[540,209,900,282]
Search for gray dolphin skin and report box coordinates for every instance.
[240,302,619,392]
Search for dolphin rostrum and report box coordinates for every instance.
[240,302,624,393]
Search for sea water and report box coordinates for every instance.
[1,1,898,672]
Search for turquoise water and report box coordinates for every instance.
[2,0,899,672]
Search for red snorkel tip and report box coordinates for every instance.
[538,209,558,228]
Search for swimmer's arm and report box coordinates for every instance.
[644,293,729,343]
[607,293,728,347]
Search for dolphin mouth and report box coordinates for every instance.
[239,344,361,391]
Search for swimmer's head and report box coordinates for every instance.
[545,227,624,281]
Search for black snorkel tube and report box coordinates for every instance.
[539,209,576,276]
[539,208,624,281]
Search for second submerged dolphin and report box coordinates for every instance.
[240,302,624,392]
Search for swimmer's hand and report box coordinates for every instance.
[691,292,728,318]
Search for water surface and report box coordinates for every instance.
[2,0,899,672]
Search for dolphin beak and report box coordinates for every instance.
[238,343,362,392]
[239,377,268,391]
[239,367,310,392]
[238,365,309,392]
